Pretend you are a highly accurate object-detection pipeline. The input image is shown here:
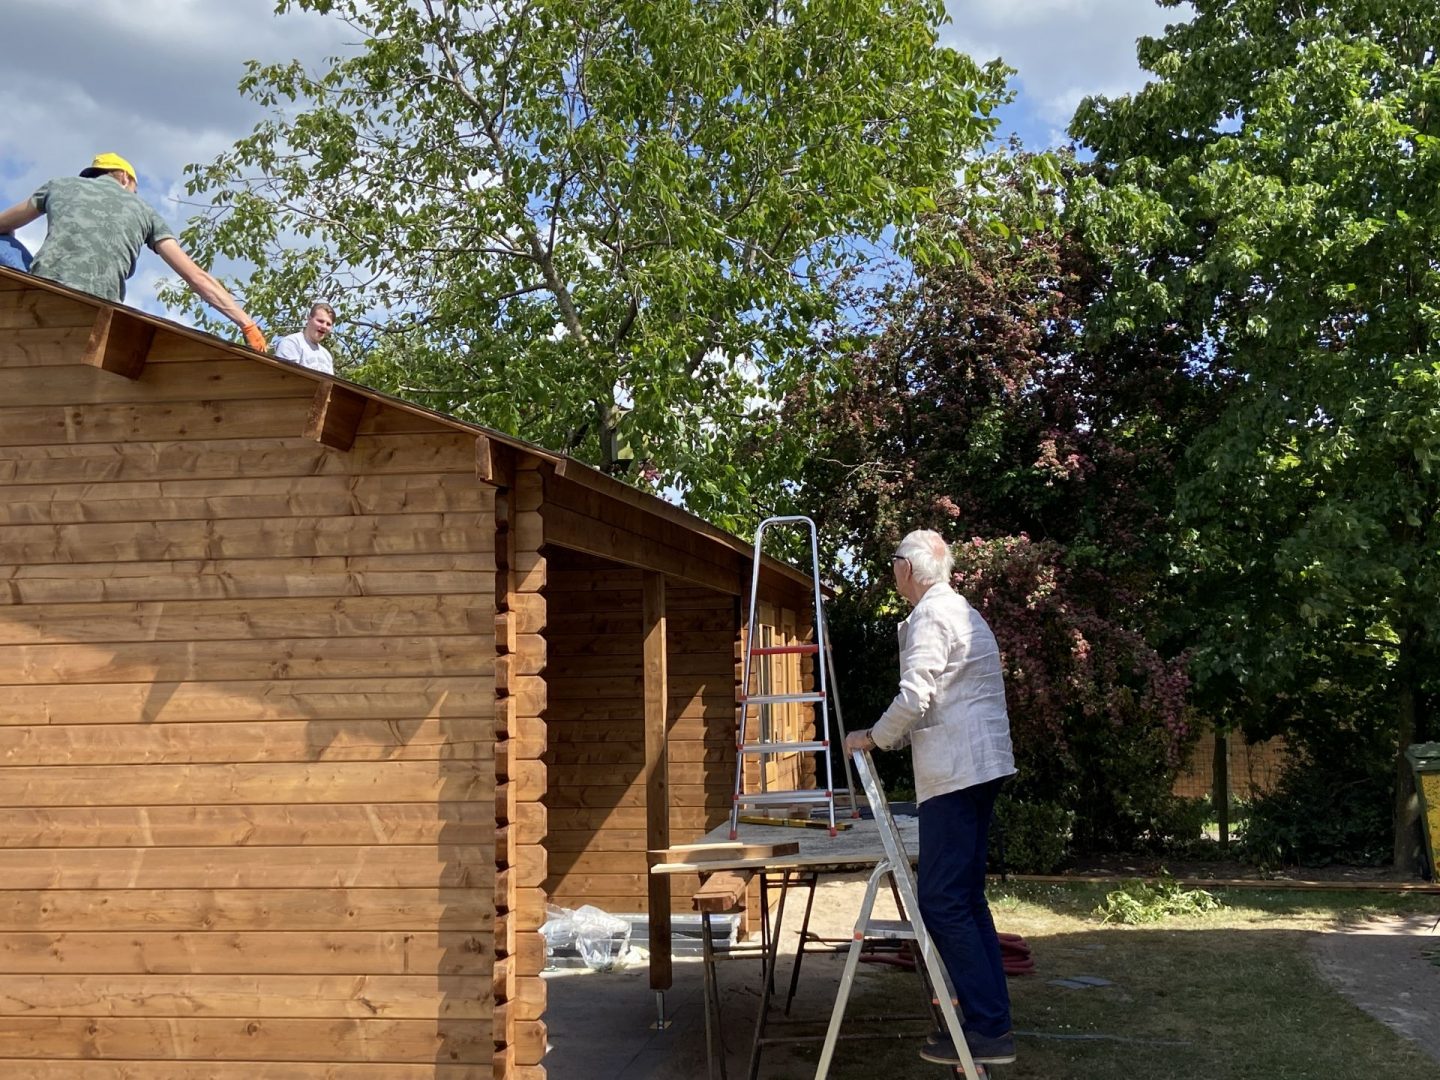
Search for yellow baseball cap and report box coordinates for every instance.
[79,153,137,183]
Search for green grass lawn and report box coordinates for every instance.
[770,882,1440,1080]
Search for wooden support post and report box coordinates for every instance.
[494,457,549,1080]
[82,306,154,380]
[643,570,672,992]
[303,382,368,450]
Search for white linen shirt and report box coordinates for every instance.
[869,583,1016,803]
[274,331,334,375]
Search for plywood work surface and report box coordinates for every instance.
[649,814,920,875]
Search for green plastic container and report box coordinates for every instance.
[1405,742,1440,879]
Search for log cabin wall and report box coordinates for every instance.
[0,278,500,1077]
[542,550,744,915]
[542,548,815,917]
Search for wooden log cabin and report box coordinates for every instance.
[0,267,821,1078]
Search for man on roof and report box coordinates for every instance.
[274,301,337,375]
[0,153,266,351]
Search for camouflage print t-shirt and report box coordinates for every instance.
[29,175,175,302]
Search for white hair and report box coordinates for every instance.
[895,529,953,588]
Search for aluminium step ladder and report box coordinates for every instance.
[814,748,987,1080]
[728,515,859,839]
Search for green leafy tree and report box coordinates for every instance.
[1070,0,1440,870]
[168,0,1008,526]
[801,166,1207,856]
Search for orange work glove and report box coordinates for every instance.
[241,322,268,352]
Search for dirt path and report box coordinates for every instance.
[1310,913,1440,1066]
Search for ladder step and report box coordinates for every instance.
[750,644,820,656]
[741,692,825,705]
[738,740,829,754]
[858,918,917,941]
[734,790,834,806]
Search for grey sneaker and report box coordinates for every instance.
[919,1031,1017,1066]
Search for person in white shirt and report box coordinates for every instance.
[845,529,1017,1069]
[273,301,336,374]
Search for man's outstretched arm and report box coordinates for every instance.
[154,238,266,351]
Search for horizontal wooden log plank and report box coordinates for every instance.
[0,1060,494,1079]
[550,654,734,680]
[0,472,486,526]
[0,803,498,849]
[0,289,96,330]
[0,930,492,976]
[3,558,494,606]
[0,717,494,767]
[0,846,496,889]
[545,783,728,810]
[0,325,94,366]
[0,512,494,565]
[0,434,478,486]
[0,1015,490,1063]
[0,889,495,932]
[0,399,313,448]
[547,762,729,787]
[0,359,313,407]
[543,699,734,723]
[546,807,719,832]
[0,678,495,726]
[0,634,495,684]
[0,761,491,807]
[0,974,492,1019]
[547,630,735,658]
[546,743,730,767]
[0,595,494,647]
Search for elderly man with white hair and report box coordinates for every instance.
[844,528,1018,1067]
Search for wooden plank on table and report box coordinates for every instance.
[0,634,495,684]
[691,869,753,913]
[0,717,494,768]
[0,594,494,646]
[0,1016,491,1063]
[0,974,492,1018]
[0,677,495,727]
[651,841,801,863]
[0,512,494,564]
[0,760,491,807]
[0,888,495,932]
[0,472,487,525]
[0,433,478,485]
[0,803,498,849]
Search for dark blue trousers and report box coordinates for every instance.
[917,776,1011,1039]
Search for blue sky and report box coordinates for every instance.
[0,0,1189,322]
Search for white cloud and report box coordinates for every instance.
[943,0,1192,130]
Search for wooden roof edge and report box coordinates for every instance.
[1,269,816,592]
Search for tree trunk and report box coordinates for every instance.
[1393,637,1421,874]
[1212,727,1230,850]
